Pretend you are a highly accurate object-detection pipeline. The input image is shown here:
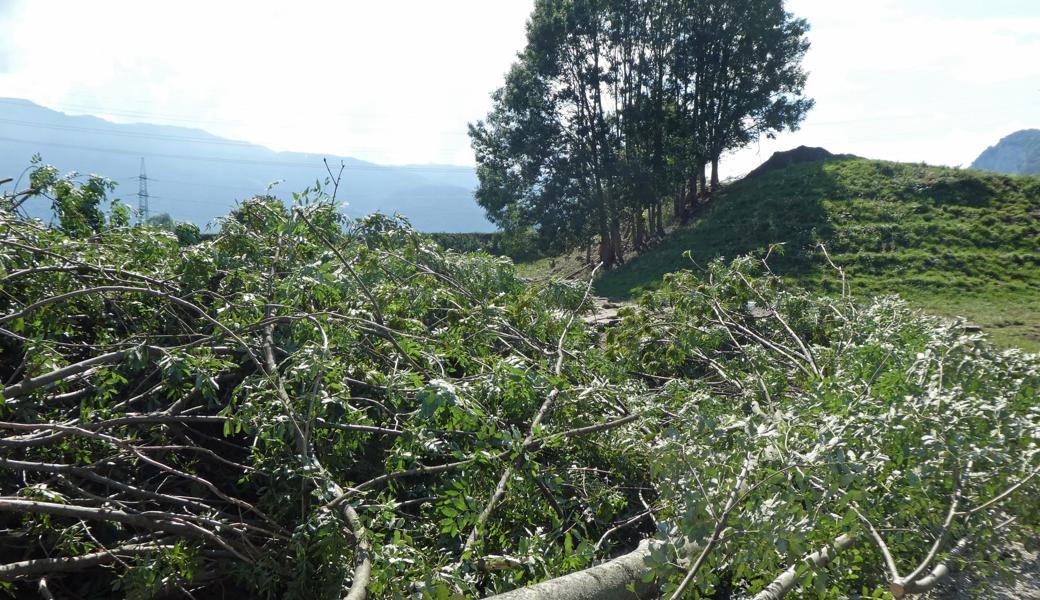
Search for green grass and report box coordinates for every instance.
[593,158,1040,351]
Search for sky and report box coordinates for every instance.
[0,0,1037,174]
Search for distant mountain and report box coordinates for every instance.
[0,98,494,232]
[971,129,1040,176]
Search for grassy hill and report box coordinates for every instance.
[594,157,1040,350]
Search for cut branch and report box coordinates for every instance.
[0,544,168,581]
[752,534,856,600]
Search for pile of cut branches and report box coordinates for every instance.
[603,260,1040,599]
[1,171,1038,599]
[1,184,652,598]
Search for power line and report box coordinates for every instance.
[0,97,472,137]
[136,195,243,207]
[150,178,268,192]
[0,96,479,130]
[0,97,257,128]
[0,135,477,174]
[0,116,470,153]
[0,117,263,148]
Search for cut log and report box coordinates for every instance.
[482,540,657,600]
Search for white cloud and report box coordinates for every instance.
[0,1,1037,170]
[0,0,535,164]
[724,0,1040,176]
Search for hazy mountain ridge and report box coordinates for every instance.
[971,129,1040,176]
[0,98,493,232]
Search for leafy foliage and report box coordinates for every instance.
[18,155,127,236]
[1,170,1038,599]
[608,258,1040,597]
[470,0,813,266]
[0,174,650,598]
[428,230,545,263]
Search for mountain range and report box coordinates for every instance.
[0,98,493,232]
[971,129,1040,176]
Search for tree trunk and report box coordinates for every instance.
[482,540,657,600]
[598,234,614,268]
[610,218,624,264]
[673,185,687,225]
[634,209,647,250]
[711,156,721,192]
[697,162,708,200]
[686,175,699,209]
[654,200,664,235]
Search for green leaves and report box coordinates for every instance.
[438,486,476,537]
[607,258,1040,597]
[471,0,813,266]
[3,189,1038,599]
[21,161,119,238]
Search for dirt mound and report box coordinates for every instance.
[746,145,855,178]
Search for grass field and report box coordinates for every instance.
[581,158,1040,351]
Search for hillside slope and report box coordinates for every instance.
[972,129,1040,176]
[0,98,492,232]
[596,158,1040,349]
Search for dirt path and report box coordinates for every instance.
[583,297,628,328]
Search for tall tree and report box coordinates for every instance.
[699,0,814,190]
[471,0,812,266]
[471,0,624,265]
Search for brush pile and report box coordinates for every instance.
[1,172,1037,599]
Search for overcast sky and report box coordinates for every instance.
[0,0,1037,174]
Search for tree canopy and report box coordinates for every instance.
[470,0,813,266]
